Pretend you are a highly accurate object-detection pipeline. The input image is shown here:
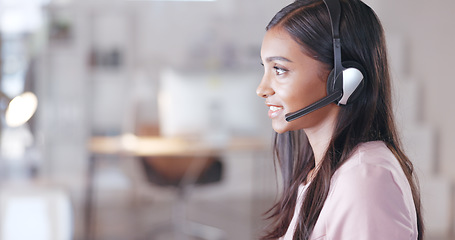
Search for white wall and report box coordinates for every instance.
[371,0,455,180]
[366,0,455,236]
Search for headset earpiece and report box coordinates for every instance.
[326,61,365,105]
[340,61,365,105]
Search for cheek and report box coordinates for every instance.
[286,76,327,111]
[287,104,336,131]
[279,74,330,130]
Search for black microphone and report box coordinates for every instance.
[285,90,342,122]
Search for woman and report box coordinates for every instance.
[256,0,424,239]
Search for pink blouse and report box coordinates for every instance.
[280,141,418,240]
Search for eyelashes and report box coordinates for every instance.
[261,62,289,76]
[274,66,288,75]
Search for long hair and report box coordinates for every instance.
[261,0,424,239]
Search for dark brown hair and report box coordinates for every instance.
[262,0,424,239]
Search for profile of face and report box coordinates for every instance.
[257,26,338,134]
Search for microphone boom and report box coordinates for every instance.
[285,90,342,122]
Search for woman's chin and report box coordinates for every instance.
[272,119,292,134]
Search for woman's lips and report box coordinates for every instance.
[268,105,284,119]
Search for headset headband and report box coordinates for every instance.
[323,0,343,90]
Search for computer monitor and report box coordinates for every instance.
[158,68,267,141]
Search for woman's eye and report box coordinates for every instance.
[274,66,287,75]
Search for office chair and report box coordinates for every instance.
[139,155,226,240]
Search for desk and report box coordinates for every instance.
[84,135,267,240]
[89,134,266,156]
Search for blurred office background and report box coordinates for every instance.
[0,0,453,239]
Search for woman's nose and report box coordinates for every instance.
[256,75,274,98]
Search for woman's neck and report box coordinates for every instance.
[304,107,339,168]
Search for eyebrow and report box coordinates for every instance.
[265,56,293,63]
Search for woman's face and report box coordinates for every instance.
[257,27,337,133]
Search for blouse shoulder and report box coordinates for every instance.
[330,142,407,205]
[312,141,418,240]
[333,141,402,176]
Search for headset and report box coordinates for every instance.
[285,0,365,122]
